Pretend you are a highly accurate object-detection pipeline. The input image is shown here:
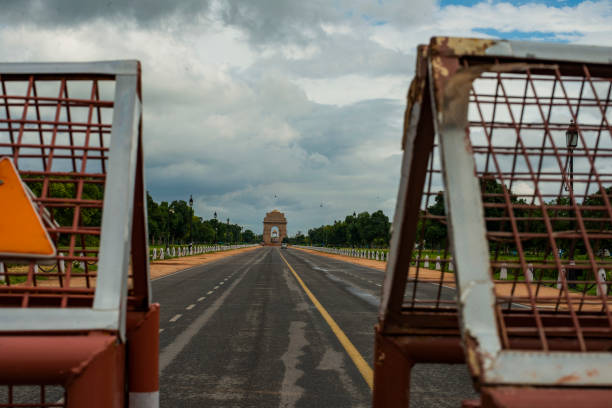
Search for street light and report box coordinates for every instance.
[213,212,218,244]
[565,120,579,286]
[189,195,193,245]
[565,120,578,192]
[166,206,174,249]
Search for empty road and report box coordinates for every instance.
[155,246,476,407]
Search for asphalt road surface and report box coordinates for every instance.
[155,246,477,407]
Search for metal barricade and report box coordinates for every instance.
[374,44,465,407]
[375,38,612,407]
[0,61,158,408]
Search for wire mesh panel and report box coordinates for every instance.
[0,61,148,334]
[379,45,460,333]
[0,61,155,408]
[375,38,612,407]
[0,72,114,308]
[467,63,612,352]
[427,37,612,388]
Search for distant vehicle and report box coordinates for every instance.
[281,243,287,249]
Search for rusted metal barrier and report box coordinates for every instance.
[376,37,612,407]
[0,61,158,407]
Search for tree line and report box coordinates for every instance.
[419,179,611,257]
[146,192,260,245]
[298,210,391,248]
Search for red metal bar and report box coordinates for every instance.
[127,304,160,406]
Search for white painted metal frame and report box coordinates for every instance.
[433,40,612,386]
[0,61,141,341]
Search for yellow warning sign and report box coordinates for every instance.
[0,157,56,258]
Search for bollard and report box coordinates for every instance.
[58,253,65,274]
[435,256,441,270]
[526,263,534,282]
[597,268,607,297]
[448,257,453,271]
[0,262,4,283]
[500,263,507,280]
[557,268,565,290]
[424,255,429,268]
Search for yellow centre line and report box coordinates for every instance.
[278,250,374,389]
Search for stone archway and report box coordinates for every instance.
[263,210,287,246]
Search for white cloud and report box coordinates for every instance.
[1,0,610,234]
[293,74,409,106]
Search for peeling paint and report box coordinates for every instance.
[436,37,495,56]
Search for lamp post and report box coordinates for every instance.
[166,206,174,249]
[189,195,193,245]
[565,120,579,287]
[565,120,578,193]
[226,218,230,244]
[214,211,218,244]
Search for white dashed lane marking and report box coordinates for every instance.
[169,314,182,322]
[159,328,165,334]
[197,297,205,302]
[186,304,195,310]
[213,286,219,290]
[207,291,213,295]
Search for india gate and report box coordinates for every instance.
[262,210,287,246]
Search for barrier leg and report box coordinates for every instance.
[66,335,125,408]
[373,328,413,408]
[127,303,160,408]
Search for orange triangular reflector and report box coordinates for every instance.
[0,157,56,258]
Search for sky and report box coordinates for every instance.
[1,0,611,235]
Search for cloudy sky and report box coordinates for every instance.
[2,0,610,234]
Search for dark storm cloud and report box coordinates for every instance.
[219,0,339,44]
[292,99,404,160]
[0,0,211,26]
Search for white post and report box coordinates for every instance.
[597,268,607,297]
[449,257,453,271]
[34,264,39,275]
[557,268,564,290]
[500,263,507,280]
[79,252,85,270]
[160,249,164,260]
[152,248,157,260]
[59,253,65,274]
[424,255,429,268]
[435,256,441,270]
[0,262,5,283]
[526,263,534,282]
